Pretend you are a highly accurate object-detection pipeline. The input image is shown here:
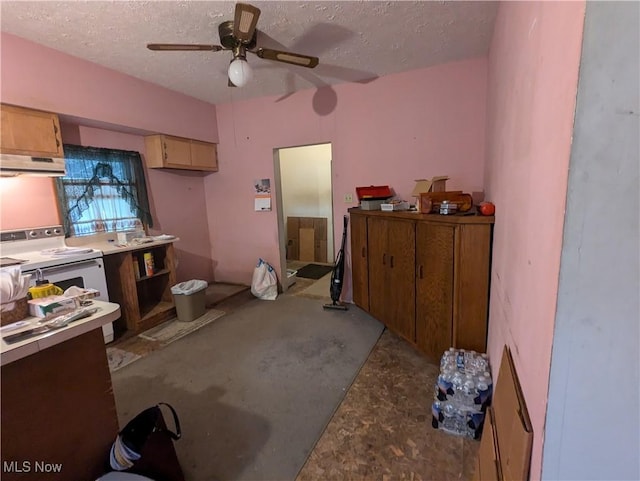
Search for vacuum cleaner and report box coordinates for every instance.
[323,215,349,311]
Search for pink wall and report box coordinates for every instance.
[0,33,217,282]
[0,177,59,229]
[484,2,585,479]
[1,33,218,142]
[207,58,487,285]
[64,125,214,282]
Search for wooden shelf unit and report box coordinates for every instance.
[104,242,177,334]
[349,208,494,362]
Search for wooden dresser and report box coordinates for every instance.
[349,208,494,362]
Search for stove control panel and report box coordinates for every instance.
[0,225,64,242]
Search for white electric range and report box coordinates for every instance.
[0,225,114,343]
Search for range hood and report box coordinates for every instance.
[0,153,66,177]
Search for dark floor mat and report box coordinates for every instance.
[296,263,334,280]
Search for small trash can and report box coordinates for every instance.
[171,280,208,322]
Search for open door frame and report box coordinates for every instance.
[273,143,334,293]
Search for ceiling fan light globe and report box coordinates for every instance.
[228,58,252,87]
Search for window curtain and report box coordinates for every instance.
[55,145,153,237]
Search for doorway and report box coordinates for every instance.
[274,143,333,293]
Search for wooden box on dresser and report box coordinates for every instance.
[349,208,494,362]
[104,241,178,334]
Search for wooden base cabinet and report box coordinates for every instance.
[1,329,118,481]
[104,242,178,334]
[350,213,369,310]
[350,208,493,362]
[368,217,416,343]
[415,222,454,360]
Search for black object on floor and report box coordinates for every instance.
[324,215,349,311]
[296,263,334,280]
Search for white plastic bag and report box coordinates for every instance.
[251,258,278,300]
[171,279,208,295]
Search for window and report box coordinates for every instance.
[55,145,153,237]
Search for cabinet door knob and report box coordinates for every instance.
[390,255,394,268]
[382,253,386,265]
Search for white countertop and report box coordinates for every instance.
[66,234,178,256]
[1,300,121,366]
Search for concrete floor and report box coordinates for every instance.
[110,281,478,479]
[216,279,479,480]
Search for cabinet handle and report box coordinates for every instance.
[390,255,394,268]
[382,253,386,265]
[361,247,366,258]
[419,265,424,279]
[53,123,60,148]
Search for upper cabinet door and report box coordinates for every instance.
[0,104,64,157]
[145,134,218,172]
[162,136,191,167]
[190,140,218,171]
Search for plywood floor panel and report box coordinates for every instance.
[297,328,479,480]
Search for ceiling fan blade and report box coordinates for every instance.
[147,43,222,52]
[233,3,261,44]
[254,48,319,68]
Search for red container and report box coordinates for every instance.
[356,185,392,200]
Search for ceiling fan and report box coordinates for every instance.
[147,2,319,88]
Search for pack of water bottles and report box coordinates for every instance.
[431,347,493,439]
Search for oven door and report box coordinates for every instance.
[22,258,114,344]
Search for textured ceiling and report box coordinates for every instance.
[0,1,498,105]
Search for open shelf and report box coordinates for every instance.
[136,268,171,283]
[104,242,177,334]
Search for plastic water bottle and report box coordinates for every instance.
[473,374,493,408]
[461,376,476,409]
[441,403,465,435]
[467,410,486,439]
[468,353,489,375]
[432,401,442,429]
[455,349,466,370]
[440,347,457,372]
[436,369,455,401]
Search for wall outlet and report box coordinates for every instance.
[344,193,353,203]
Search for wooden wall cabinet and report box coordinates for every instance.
[145,134,218,172]
[0,104,64,157]
[104,242,178,334]
[350,208,493,362]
